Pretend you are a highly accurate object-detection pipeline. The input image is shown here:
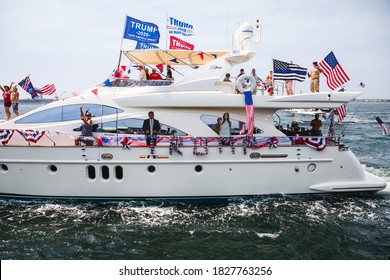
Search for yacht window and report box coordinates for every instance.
[200,114,263,135]
[15,107,63,123]
[16,104,123,124]
[91,118,188,136]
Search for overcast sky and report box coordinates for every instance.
[0,0,389,99]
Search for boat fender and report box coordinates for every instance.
[236,74,257,93]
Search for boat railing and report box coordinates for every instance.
[1,129,338,151]
[108,78,173,88]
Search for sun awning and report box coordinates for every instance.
[122,49,230,66]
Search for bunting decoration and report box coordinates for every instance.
[267,137,278,149]
[198,52,204,60]
[156,64,164,73]
[294,136,327,151]
[0,129,15,145]
[17,129,46,143]
[170,58,179,64]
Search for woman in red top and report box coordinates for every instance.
[1,82,13,120]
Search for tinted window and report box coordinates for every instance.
[16,104,123,124]
[16,107,62,123]
[201,114,263,135]
[92,118,187,136]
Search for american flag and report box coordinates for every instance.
[244,90,254,135]
[336,104,346,122]
[359,82,366,88]
[273,59,307,82]
[35,84,56,95]
[319,51,350,90]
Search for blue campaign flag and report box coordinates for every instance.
[18,76,38,99]
[135,41,159,50]
[123,16,160,44]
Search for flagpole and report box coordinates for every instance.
[165,13,169,74]
[117,14,128,69]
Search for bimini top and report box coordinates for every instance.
[122,49,230,66]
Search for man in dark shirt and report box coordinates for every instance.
[142,111,161,146]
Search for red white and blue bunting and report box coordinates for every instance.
[0,129,329,153]
[17,129,46,143]
[0,129,15,145]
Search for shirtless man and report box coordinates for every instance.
[11,85,20,117]
[310,114,323,136]
[307,61,322,93]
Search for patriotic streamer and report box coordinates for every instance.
[17,129,46,143]
[294,136,327,151]
[0,129,15,145]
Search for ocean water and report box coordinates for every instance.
[0,101,389,260]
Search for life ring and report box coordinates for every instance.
[236,74,257,93]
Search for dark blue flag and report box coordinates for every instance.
[135,41,159,50]
[123,16,160,44]
[18,76,38,99]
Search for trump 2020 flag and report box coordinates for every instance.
[18,76,38,99]
[273,59,307,82]
[123,16,160,44]
[319,51,350,90]
[244,91,254,136]
[166,16,195,37]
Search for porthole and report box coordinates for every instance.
[87,165,96,180]
[147,165,156,173]
[0,164,8,173]
[101,165,110,180]
[307,163,317,172]
[48,164,58,174]
[194,165,203,173]
[115,166,123,180]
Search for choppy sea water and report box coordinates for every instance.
[0,101,389,260]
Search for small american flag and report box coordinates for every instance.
[35,84,56,95]
[319,51,350,90]
[359,82,366,88]
[336,104,346,122]
[244,91,254,135]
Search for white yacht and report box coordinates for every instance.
[0,23,386,200]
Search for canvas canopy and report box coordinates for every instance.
[122,49,230,66]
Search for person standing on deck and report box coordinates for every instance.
[11,85,20,117]
[0,82,13,120]
[308,61,322,93]
[142,111,161,146]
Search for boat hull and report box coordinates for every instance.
[0,145,386,200]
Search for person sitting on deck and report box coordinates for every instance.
[149,69,163,80]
